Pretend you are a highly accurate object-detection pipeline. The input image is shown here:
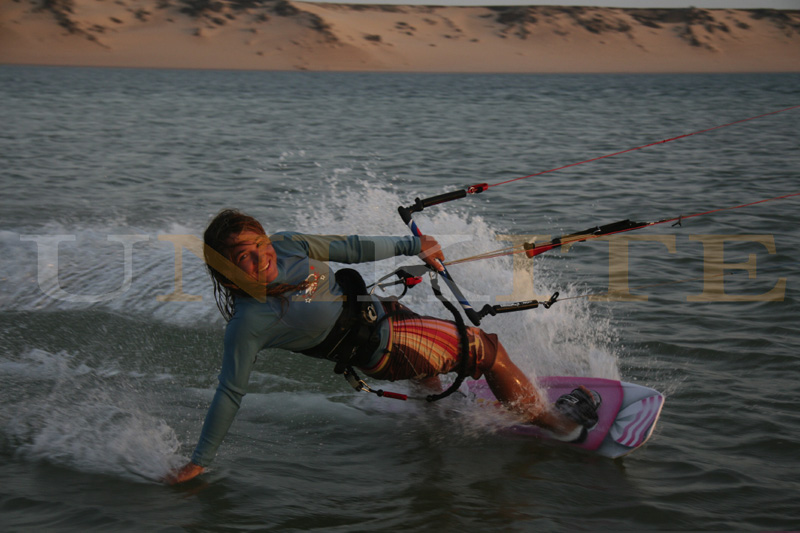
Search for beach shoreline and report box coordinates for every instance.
[1,1,799,73]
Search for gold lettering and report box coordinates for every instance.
[591,235,677,302]
[156,234,267,303]
[156,235,203,302]
[687,235,786,302]
[494,234,552,302]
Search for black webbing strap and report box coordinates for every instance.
[299,268,380,373]
[426,274,471,403]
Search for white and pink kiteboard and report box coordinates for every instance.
[467,376,664,458]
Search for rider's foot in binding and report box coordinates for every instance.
[553,385,602,443]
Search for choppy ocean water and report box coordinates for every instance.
[1,66,799,531]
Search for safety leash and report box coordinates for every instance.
[342,367,408,401]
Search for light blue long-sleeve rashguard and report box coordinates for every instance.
[191,231,421,467]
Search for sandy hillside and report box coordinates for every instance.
[1,0,799,72]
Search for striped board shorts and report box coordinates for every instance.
[360,300,499,382]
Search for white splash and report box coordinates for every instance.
[0,349,184,483]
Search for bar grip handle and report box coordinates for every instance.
[420,189,467,208]
[398,188,468,224]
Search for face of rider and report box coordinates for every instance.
[226,230,278,284]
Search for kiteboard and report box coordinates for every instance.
[467,376,664,458]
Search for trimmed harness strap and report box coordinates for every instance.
[299,268,381,374]
[425,274,471,403]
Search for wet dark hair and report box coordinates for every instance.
[203,209,307,321]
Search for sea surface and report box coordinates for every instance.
[1,66,799,531]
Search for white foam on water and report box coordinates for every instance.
[0,349,185,483]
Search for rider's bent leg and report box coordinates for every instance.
[483,341,582,435]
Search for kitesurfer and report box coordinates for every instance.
[165,209,599,484]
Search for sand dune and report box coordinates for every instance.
[1,0,799,72]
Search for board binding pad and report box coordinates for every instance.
[467,376,664,458]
